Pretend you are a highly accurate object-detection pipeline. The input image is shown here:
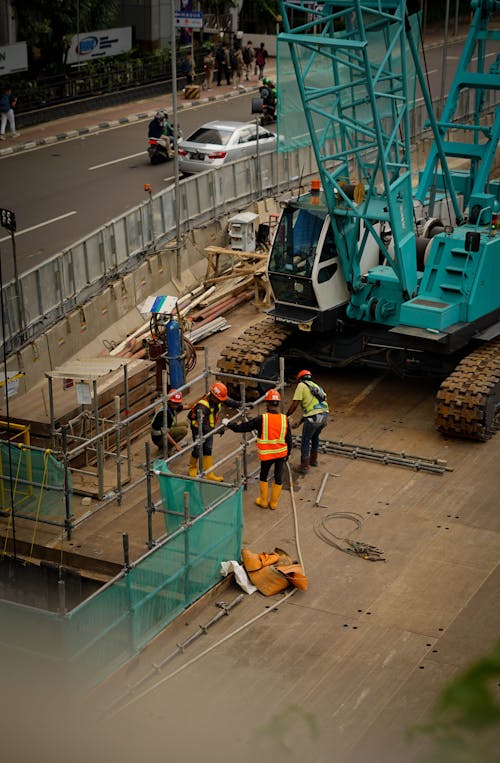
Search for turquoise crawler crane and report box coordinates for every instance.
[218,0,500,440]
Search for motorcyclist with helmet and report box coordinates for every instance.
[147,110,174,162]
[148,110,166,139]
[259,77,277,122]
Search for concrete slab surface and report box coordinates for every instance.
[2,303,499,763]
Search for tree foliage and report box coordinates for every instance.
[412,641,500,762]
[12,0,119,73]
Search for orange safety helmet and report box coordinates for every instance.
[296,369,312,381]
[264,388,281,403]
[209,382,228,402]
[169,389,183,404]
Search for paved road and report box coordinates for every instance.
[0,82,267,279]
[1,32,490,281]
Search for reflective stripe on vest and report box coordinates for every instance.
[189,397,217,428]
[257,413,288,461]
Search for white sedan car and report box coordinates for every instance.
[178,120,276,175]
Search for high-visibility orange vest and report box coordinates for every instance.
[257,413,288,461]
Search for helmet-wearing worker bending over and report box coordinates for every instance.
[188,382,239,481]
[286,370,329,474]
[226,388,292,510]
[151,389,188,453]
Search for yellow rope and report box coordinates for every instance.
[27,449,51,565]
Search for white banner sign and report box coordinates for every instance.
[0,42,28,75]
[175,11,204,30]
[66,27,132,65]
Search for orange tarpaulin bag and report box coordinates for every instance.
[276,564,308,591]
[248,565,291,596]
[241,549,280,572]
[241,548,305,596]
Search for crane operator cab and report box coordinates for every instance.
[267,183,380,332]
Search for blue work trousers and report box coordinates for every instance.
[301,412,328,459]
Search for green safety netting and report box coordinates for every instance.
[0,443,70,519]
[0,467,243,689]
[277,14,418,153]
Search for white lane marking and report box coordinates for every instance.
[0,210,77,242]
[472,52,496,62]
[89,152,146,170]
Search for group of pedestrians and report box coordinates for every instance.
[152,369,329,512]
[202,39,269,90]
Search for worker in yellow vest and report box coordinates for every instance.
[188,382,239,481]
[225,388,292,510]
[286,369,329,473]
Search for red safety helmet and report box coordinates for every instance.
[209,382,228,402]
[264,388,281,403]
[296,369,312,381]
[169,389,183,404]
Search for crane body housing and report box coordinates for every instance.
[218,0,500,440]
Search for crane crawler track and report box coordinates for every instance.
[217,319,293,399]
[435,339,500,441]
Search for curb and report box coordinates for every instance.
[0,84,258,157]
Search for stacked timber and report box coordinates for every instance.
[104,247,269,357]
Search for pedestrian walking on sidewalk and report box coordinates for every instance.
[255,43,269,80]
[215,43,231,86]
[286,370,329,474]
[202,50,215,90]
[180,54,194,87]
[188,382,239,481]
[232,47,244,85]
[0,85,19,139]
[225,389,291,510]
[243,41,255,80]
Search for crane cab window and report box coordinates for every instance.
[269,207,326,278]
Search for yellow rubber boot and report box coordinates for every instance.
[255,481,269,508]
[203,455,224,482]
[189,455,198,477]
[269,483,282,510]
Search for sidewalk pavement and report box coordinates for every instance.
[0,64,277,158]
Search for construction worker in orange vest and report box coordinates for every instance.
[188,382,239,481]
[225,388,292,510]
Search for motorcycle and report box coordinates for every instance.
[251,84,277,125]
[147,136,174,165]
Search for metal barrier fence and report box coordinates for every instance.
[0,475,243,690]
[1,87,498,357]
[0,356,284,543]
[0,145,315,355]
